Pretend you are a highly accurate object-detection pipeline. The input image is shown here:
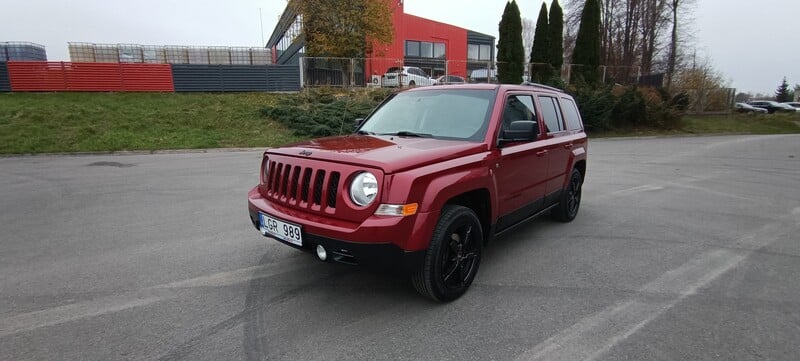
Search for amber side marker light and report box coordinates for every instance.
[374,203,419,217]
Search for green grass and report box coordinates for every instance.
[593,113,800,138]
[0,92,302,154]
[2,92,799,154]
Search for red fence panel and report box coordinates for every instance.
[7,61,174,92]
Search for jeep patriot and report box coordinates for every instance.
[248,83,588,301]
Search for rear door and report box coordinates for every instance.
[536,95,572,204]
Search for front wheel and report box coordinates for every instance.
[412,205,483,302]
[551,168,583,222]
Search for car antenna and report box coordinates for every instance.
[338,90,352,136]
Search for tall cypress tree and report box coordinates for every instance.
[498,1,525,84]
[547,0,564,82]
[571,0,601,84]
[497,2,511,83]
[530,3,550,83]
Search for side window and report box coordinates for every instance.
[501,95,536,132]
[538,96,565,133]
[560,98,584,131]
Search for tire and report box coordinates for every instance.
[412,205,483,302]
[408,80,416,87]
[551,168,583,222]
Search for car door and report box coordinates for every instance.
[492,93,550,231]
[536,95,572,205]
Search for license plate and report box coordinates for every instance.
[259,213,303,246]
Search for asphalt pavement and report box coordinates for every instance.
[1,135,799,361]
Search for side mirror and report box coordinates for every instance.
[354,118,365,130]
[501,121,539,143]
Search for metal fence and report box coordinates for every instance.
[172,64,300,92]
[5,61,174,92]
[0,62,10,92]
[300,57,647,88]
[68,43,271,65]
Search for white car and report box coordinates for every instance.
[382,66,436,87]
[780,102,800,112]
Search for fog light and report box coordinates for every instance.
[316,245,327,261]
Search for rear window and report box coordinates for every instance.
[386,67,402,74]
[560,98,584,131]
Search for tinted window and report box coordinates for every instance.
[538,96,564,133]
[420,42,433,58]
[434,43,446,58]
[560,98,583,131]
[405,41,419,57]
[501,95,536,132]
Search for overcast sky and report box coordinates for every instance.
[1,0,798,94]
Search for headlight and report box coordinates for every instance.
[349,172,379,206]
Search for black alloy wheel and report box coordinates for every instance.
[413,205,483,302]
[552,168,583,222]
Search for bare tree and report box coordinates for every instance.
[522,17,536,58]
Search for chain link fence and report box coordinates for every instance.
[300,57,650,88]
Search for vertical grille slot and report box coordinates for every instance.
[327,172,340,208]
[271,163,284,194]
[290,166,301,200]
[312,170,326,205]
[281,165,291,197]
[301,168,312,203]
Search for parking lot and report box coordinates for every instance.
[1,134,799,361]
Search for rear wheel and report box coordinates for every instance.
[551,168,583,222]
[412,205,482,302]
[408,80,416,87]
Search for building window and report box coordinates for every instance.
[277,14,303,52]
[405,41,420,57]
[468,43,492,61]
[405,40,445,59]
[434,43,446,59]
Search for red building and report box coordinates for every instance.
[267,0,495,82]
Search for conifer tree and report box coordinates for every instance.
[530,3,550,82]
[547,0,564,81]
[498,1,525,84]
[571,0,601,84]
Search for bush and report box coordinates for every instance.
[260,88,394,137]
[568,84,685,132]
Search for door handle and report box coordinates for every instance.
[564,144,573,149]
[536,150,548,157]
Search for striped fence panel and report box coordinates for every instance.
[171,64,300,92]
[0,62,10,92]
[6,62,174,92]
[266,65,301,91]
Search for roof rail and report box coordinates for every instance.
[519,81,565,93]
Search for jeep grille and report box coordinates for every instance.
[266,161,341,209]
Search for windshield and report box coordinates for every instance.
[359,89,495,141]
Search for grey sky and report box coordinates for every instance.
[1,0,797,94]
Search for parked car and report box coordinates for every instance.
[469,68,497,83]
[247,83,588,301]
[434,75,466,85]
[382,66,436,87]
[780,102,800,112]
[747,100,795,114]
[735,102,768,114]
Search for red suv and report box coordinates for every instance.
[248,83,588,301]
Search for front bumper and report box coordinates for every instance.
[248,207,425,274]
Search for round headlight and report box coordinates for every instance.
[350,172,379,206]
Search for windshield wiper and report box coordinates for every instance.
[382,131,433,138]
[355,130,376,135]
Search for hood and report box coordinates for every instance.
[268,135,487,174]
